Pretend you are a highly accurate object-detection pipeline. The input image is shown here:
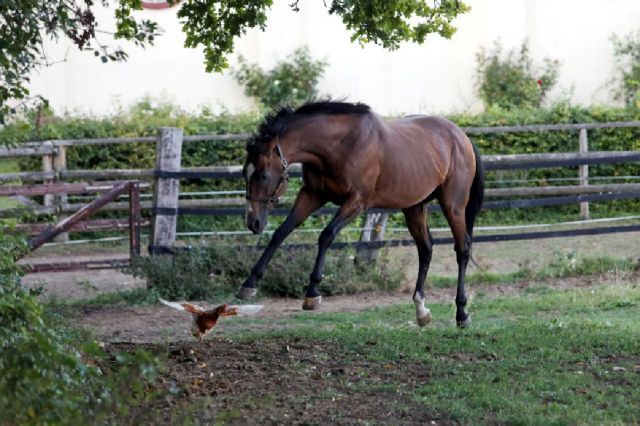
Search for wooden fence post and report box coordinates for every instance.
[53,144,69,242]
[129,182,141,259]
[579,128,589,220]
[150,127,183,253]
[356,212,389,264]
[42,141,54,208]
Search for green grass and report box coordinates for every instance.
[0,158,20,209]
[429,254,638,288]
[0,158,18,174]
[228,282,640,424]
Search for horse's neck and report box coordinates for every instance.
[284,139,325,170]
[284,116,356,166]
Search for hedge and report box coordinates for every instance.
[2,101,639,231]
[4,101,638,173]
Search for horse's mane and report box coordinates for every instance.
[248,100,371,149]
[295,100,371,116]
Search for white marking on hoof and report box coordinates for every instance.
[457,314,471,329]
[302,296,322,310]
[416,311,432,327]
[236,287,257,299]
[413,293,431,327]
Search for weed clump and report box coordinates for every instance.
[131,242,405,300]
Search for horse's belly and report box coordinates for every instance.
[370,162,444,209]
[369,183,440,209]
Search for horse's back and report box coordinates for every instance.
[367,114,474,208]
[381,114,472,169]
[393,115,469,144]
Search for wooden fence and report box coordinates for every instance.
[2,181,142,272]
[1,121,640,269]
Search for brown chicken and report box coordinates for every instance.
[159,298,263,340]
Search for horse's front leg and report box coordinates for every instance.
[303,196,364,310]
[236,188,325,299]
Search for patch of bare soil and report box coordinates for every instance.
[23,268,144,301]
[107,338,435,425]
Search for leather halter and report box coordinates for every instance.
[245,143,289,205]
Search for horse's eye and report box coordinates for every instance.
[259,172,269,181]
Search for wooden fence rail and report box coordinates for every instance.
[3,150,640,183]
[3,182,639,219]
[2,121,640,269]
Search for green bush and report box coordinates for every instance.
[476,41,560,110]
[2,99,639,232]
[131,242,404,299]
[9,99,261,172]
[233,46,328,109]
[5,100,638,183]
[0,233,164,423]
[452,103,640,175]
[611,31,640,108]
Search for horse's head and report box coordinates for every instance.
[243,141,289,234]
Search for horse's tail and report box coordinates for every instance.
[465,142,485,238]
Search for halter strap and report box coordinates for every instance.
[245,143,289,205]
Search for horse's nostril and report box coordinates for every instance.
[253,219,261,231]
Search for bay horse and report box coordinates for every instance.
[237,100,484,328]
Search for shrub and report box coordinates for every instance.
[475,41,560,110]
[233,46,328,109]
[0,233,163,423]
[611,31,640,108]
[2,99,639,232]
[10,99,261,171]
[5,99,638,183]
[131,241,405,299]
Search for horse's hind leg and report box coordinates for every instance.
[402,204,434,327]
[303,196,364,310]
[439,199,472,328]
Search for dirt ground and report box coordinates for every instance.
[108,337,437,425]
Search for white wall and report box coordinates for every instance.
[28,0,640,116]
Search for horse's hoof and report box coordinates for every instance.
[236,286,257,299]
[416,311,432,327]
[302,296,322,310]
[457,314,471,329]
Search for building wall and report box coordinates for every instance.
[28,0,640,116]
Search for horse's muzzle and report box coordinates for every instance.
[248,218,265,234]
[246,206,267,234]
